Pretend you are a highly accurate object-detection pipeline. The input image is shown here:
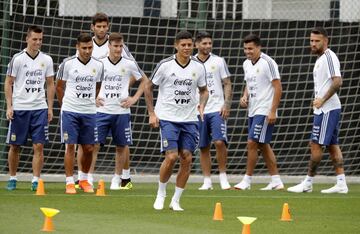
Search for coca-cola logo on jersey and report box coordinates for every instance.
[104,75,122,82]
[174,79,193,86]
[25,69,43,77]
[75,75,94,82]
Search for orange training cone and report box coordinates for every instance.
[36,179,46,196]
[213,202,223,221]
[237,217,257,234]
[280,203,292,221]
[40,207,60,232]
[96,179,106,196]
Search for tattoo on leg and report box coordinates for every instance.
[332,157,344,169]
[309,159,320,175]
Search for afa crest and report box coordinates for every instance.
[192,72,196,79]
[92,68,96,75]
[163,139,168,148]
[11,133,16,142]
[40,63,45,68]
[63,132,69,141]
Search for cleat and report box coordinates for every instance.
[6,179,17,191]
[287,181,313,193]
[31,181,38,191]
[234,180,251,190]
[74,180,80,189]
[260,182,284,191]
[220,181,231,190]
[321,184,348,194]
[79,180,94,193]
[110,182,121,190]
[120,179,133,190]
[198,184,213,190]
[65,184,77,194]
[169,200,184,211]
[153,195,165,210]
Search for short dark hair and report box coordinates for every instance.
[27,25,43,36]
[77,32,92,44]
[108,32,123,44]
[195,31,212,43]
[175,31,193,42]
[311,27,328,38]
[243,33,261,46]
[92,12,109,25]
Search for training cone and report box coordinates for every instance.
[213,202,223,221]
[96,179,106,196]
[40,207,60,232]
[237,217,257,234]
[280,203,292,221]
[36,179,46,196]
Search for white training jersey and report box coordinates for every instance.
[91,36,135,60]
[195,53,231,113]
[97,56,143,114]
[151,55,207,122]
[243,52,280,117]
[57,56,104,114]
[7,49,54,110]
[313,48,341,114]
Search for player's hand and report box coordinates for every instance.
[149,113,159,128]
[198,104,205,121]
[220,105,230,120]
[120,96,137,109]
[313,97,324,109]
[48,109,53,123]
[240,96,248,108]
[96,97,105,107]
[267,111,276,125]
[6,107,14,120]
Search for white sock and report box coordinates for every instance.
[66,176,75,185]
[336,174,346,185]
[271,175,282,184]
[78,171,85,181]
[122,169,130,180]
[112,174,121,183]
[204,176,212,185]
[88,173,94,183]
[157,181,167,197]
[243,174,252,184]
[305,175,314,184]
[172,186,184,202]
[10,176,17,181]
[79,173,88,181]
[32,176,39,183]
[219,172,228,183]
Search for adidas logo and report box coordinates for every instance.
[23,64,28,68]
[170,73,176,77]
[74,69,78,73]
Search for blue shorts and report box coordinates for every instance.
[97,112,132,146]
[198,112,228,148]
[311,109,341,146]
[248,115,274,144]
[159,120,199,153]
[6,109,48,145]
[60,111,98,144]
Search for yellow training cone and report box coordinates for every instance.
[213,202,224,221]
[237,216,257,234]
[280,203,292,221]
[36,179,46,196]
[40,207,60,232]
[96,179,106,196]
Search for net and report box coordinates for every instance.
[0,0,359,178]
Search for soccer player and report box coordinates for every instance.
[145,31,208,211]
[234,34,284,191]
[56,33,104,194]
[96,32,146,190]
[76,12,144,188]
[194,31,232,190]
[287,27,348,194]
[5,25,55,191]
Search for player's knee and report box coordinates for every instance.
[9,145,20,154]
[213,140,225,149]
[82,144,94,155]
[247,140,258,150]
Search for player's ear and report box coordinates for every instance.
[90,24,95,32]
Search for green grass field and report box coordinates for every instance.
[0,182,359,234]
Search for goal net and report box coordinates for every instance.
[0,0,359,178]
